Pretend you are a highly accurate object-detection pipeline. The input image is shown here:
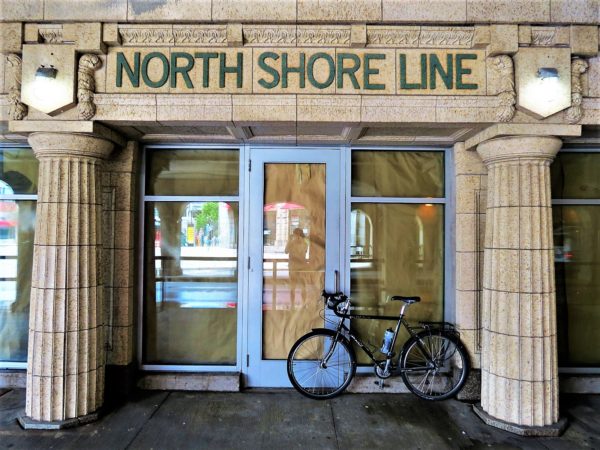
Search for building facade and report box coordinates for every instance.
[0,0,599,435]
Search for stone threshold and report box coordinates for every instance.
[138,372,241,392]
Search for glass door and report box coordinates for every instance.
[246,148,341,387]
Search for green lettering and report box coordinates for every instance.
[364,54,385,90]
[281,53,305,89]
[398,54,421,90]
[420,54,427,89]
[116,52,140,88]
[336,53,360,89]
[429,54,453,90]
[307,53,335,89]
[142,52,169,88]
[219,52,243,88]
[194,52,218,88]
[170,52,194,89]
[258,52,280,89]
[456,54,478,90]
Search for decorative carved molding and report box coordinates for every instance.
[419,28,473,48]
[489,55,516,123]
[6,54,27,121]
[531,27,558,46]
[244,26,297,45]
[367,28,420,46]
[78,54,102,121]
[39,27,64,43]
[173,27,227,45]
[566,58,589,124]
[297,28,351,46]
[119,27,174,45]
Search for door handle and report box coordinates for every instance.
[334,270,340,293]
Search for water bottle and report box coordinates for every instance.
[380,328,394,354]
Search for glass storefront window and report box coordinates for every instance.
[554,205,600,366]
[551,152,600,200]
[146,149,239,196]
[143,147,240,366]
[552,150,600,367]
[352,151,444,198]
[0,147,38,363]
[0,148,38,195]
[350,150,445,364]
[143,201,239,365]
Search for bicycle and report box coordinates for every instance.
[287,291,470,400]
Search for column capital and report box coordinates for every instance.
[28,132,114,161]
[476,135,562,166]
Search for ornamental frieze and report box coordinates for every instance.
[419,27,474,48]
[114,25,480,48]
[244,26,297,45]
[367,28,420,47]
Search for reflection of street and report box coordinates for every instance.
[156,281,237,309]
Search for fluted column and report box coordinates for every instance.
[21,132,113,428]
[474,136,565,435]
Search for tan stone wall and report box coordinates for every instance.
[102,141,138,366]
[454,142,487,369]
[1,0,598,24]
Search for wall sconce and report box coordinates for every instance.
[33,65,58,100]
[514,48,571,119]
[21,44,76,116]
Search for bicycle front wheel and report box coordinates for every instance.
[287,330,356,400]
[400,330,469,401]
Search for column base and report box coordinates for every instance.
[473,404,568,437]
[18,410,100,430]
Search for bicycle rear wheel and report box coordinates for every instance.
[287,330,356,400]
[400,330,469,401]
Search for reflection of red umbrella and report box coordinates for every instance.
[0,220,17,227]
[263,202,304,212]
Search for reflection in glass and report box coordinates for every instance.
[352,151,444,198]
[145,149,239,196]
[0,200,35,362]
[0,147,38,195]
[350,203,444,363]
[144,201,238,365]
[262,164,325,360]
[554,205,600,366]
[551,152,600,200]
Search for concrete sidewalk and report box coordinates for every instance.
[0,388,598,449]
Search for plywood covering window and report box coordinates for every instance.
[350,150,445,364]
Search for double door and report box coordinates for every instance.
[245,148,342,387]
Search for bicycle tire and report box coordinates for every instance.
[399,330,470,401]
[287,329,357,400]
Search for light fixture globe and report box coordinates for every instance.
[513,48,571,119]
[21,44,77,116]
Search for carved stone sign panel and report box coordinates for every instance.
[104,47,487,95]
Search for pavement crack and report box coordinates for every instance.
[124,392,171,450]
[329,401,341,450]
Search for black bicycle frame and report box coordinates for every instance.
[331,308,424,366]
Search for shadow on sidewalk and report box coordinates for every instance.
[0,389,599,449]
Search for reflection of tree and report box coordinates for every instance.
[195,202,219,238]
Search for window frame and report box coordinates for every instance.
[345,146,453,372]
[553,147,600,374]
[138,144,246,372]
[0,143,37,369]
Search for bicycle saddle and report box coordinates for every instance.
[391,295,421,304]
